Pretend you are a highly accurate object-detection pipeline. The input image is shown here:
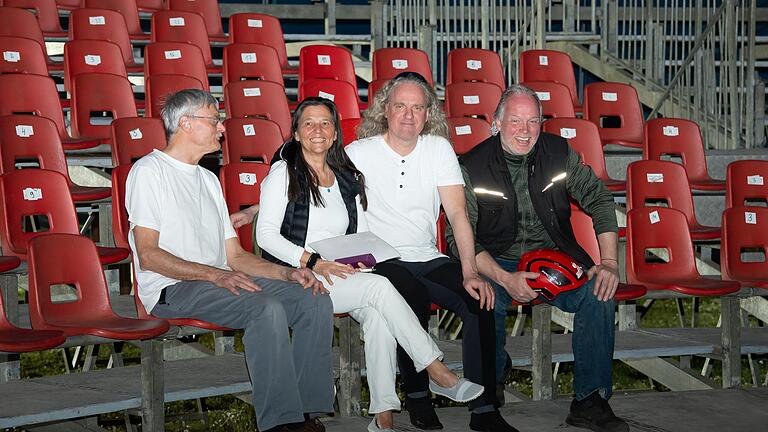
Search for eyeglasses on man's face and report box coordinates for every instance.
[187,114,223,126]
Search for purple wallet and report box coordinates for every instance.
[335,253,377,269]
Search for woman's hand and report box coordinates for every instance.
[230,205,259,228]
[313,259,358,285]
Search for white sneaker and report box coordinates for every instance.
[367,418,395,432]
[429,377,485,403]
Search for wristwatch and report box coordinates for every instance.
[306,252,321,270]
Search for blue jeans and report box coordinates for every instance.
[492,258,616,400]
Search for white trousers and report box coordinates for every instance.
[323,271,443,413]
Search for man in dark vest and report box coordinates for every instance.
[446,85,628,432]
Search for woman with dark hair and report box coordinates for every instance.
[231,97,483,432]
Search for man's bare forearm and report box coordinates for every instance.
[228,251,292,281]
[138,246,224,282]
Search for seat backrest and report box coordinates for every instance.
[447,48,506,89]
[222,117,284,164]
[222,43,283,88]
[447,117,491,155]
[368,79,387,102]
[0,169,79,258]
[136,0,166,11]
[726,159,768,208]
[626,159,698,228]
[0,35,49,76]
[64,39,128,93]
[372,47,433,84]
[569,207,601,264]
[145,73,205,117]
[340,117,361,146]
[0,7,46,51]
[151,10,212,66]
[111,164,132,249]
[0,74,70,141]
[27,233,117,330]
[219,162,272,252]
[583,82,644,145]
[543,118,611,180]
[4,0,64,34]
[110,117,167,166]
[144,41,209,91]
[524,81,576,119]
[299,79,361,120]
[168,0,224,39]
[56,0,84,9]
[721,206,768,281]
[70,72,138,140]
[228,13,290,70]
[0,115,68,178]
[83,0,144,37]
[519,49,579,107]
[625,206,701,285]
[299,45,356,88]
[644,117,710,183]
[225,80,291,141]
[444,82,502,123]
[68,8,135,67]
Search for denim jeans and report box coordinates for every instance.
[492,258,616,401]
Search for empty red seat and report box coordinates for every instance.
[111,117,167,166]
[83,0,148,40]
[111,164,132,250]
[0,279,67,353]
[222,43,283,89]
[4,0,66,37]
[644,118,725,191]
[519,49,580,111]
[27,233,170,339]
[626,160,719,240]
[625,207,740,296]
[726,160,768,208]
[300,79,361,120]
[720,206,768,288]
[444,82,503,123]
[222,117,284,164]
[68,8,143,72]
[64,39,129,93]
[0,35,49,77]
[56,0,84,9]
[299,45,357,88]
[447,48,506,89]
[144,41,209,91]
[70,73,138,142]
[229,13,295,74]
[145,74,206,117]
[524,81,576,119]
[0,115,111,202]
[372,47,433,84]
[447,117,491,155]
[219,162,272,253]
[0,255,20,273]
[225,80,292,142]
[152,10,216,70]
[0,7,62,71]
[340,117,361,146]
[168,0,226,41]
[583,82,644,148]
[368,79,387,101]
[136,0,166,11]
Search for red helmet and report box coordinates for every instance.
[517,250,587,300]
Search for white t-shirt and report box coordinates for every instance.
[126,149,238,311]
[346,134,464,262]
[256,161,369,267]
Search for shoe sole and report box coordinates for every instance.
[429,384,485,403]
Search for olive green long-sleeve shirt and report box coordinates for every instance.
[446,144,618,261]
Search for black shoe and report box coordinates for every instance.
[565,392,629,432]
[469,410,519,432]
[404,396,443,430]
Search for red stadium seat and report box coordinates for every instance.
[168,0,226,41]
[583,82,644,148]
[0,7,62,71]
[569,207,647,301]
[4,0,66,37]
[0,35,49,76]
[144,41,209,91]
[0,256,20,273]
[70,73,138,141]
[543,118,625,192]
[720,206,768,288]
[145,74,206,117]
[340,117,361,146]
[64,39,129,93]
[111,117,167,166]
[299,45,356,88]
[137,0,166,11]
[444,82,503,123]
[111,164,131,250]
[644,118,725,191]
[83,0,148,40]
[726,160,768,208]
[368,79,387,101]
[0,276,67,353]
[625,207,740,296]
[222,117,284,164]
[68,8,142,72]
[372,47,433,84]
[0,115,111,202]
[229,13,295,74]
[151,10,216,69]
[219,162,272,253]
[447,117,491,155]
[225,80,291,142]
[300,79,361,120]
[222,43,283,89]
[0,169,130,263]
[56,0,83,9]
[519,49,580,111]
[626,160,720,240]
[0,74,100,150]
[524,81,576,119]
[27,233,170,339]
[447,48,506,89]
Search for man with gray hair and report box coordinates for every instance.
[126,89,334,432]
[446,84,628,432]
